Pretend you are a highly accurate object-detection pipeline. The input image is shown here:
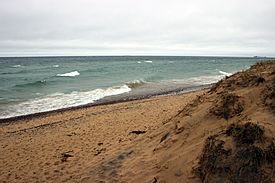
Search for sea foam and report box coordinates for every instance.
[57,71,80,77]
[171,74,225,86]
[0,85,131,119]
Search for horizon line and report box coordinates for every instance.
[0,55,273,58]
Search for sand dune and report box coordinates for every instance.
[0,61,274,183]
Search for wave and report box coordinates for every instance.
[0,85,131,119]
[1,70,28,75]
[188,75,224,85]
[144,60,153,63]
[170,74,225,86]
[145,75,164,82]
[13,80,47,88]
[56,71,80,77]
[219,70,232,77]
[126,80,146,88]
[11,64,22,68]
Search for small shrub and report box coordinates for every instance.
[263,80,275,113]
[195,136,231,182]
[210,92,244,120]
[225,122,264,146]
[194,122,275,183]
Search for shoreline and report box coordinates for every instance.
[0,87,207,183]
[0,84,212,123]
[1,61,274,182]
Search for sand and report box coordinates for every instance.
[0,61,274,183]
[0,90,204,183]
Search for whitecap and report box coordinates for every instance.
[12,65,21,68]
[144,60,153,63]
[56,71,80,77]
[53,65,59,68]
[137,61,142,64]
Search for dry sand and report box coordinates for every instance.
[0,89,204,183]
[0,61,274,183]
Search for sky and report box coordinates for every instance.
[0,0,275,57]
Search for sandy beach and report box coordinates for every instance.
[0,61,274,183]
[1,0,275,181]
[0,89,205,182]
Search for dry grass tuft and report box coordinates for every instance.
[210,92,244,120]
[194,122,275,183]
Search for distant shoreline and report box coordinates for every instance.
[1,55,274,58]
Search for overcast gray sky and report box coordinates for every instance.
[0,0,275,56]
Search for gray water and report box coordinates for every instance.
[0,56,265,119]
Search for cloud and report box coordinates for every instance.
[0,0,275,56]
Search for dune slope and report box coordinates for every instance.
[105,61,275,183]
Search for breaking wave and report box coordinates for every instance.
[0,85,131,119]
[126,80,146,88]
[56,71,80,77]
